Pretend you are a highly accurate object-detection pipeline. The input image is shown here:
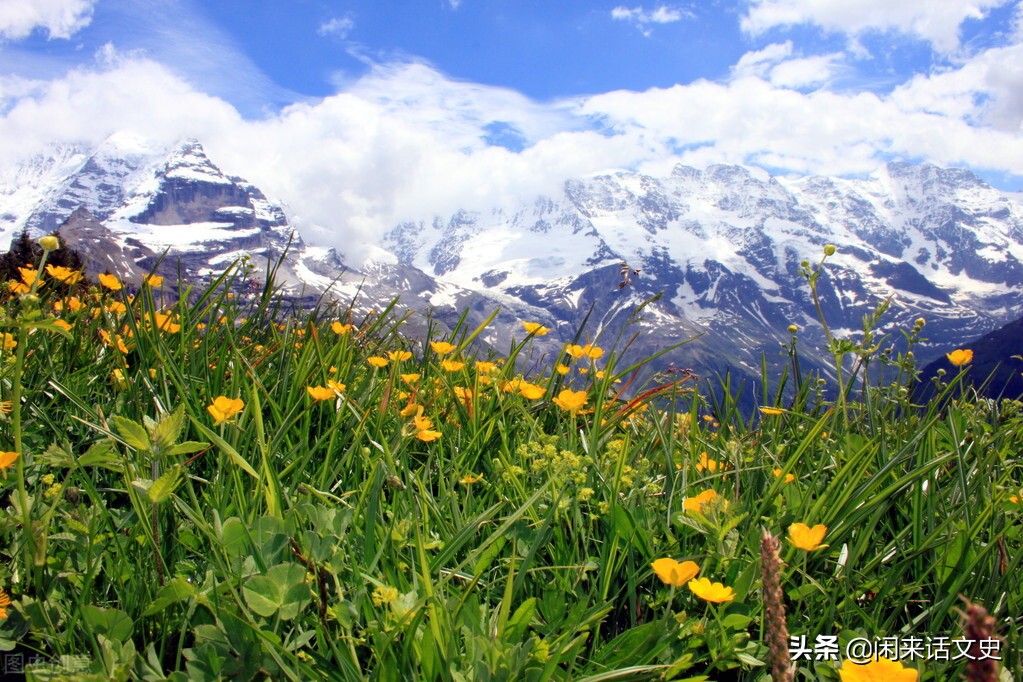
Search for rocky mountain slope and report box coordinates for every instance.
[3,134,1022,400]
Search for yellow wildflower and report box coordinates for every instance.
[441,359,465,372]
[430,341,458,355]
[401,373,421,384]
[946,348,973,366]
[788,523,828,551]
[207,396,244,425]
[687,577,735,603]
[459,473,484,485]
[19,266,39,286]
[2,333,17,350]
[388,350,412,362]
[52,319,72,332]
[143,274,164,287]
[838,657,917,681]
[552,388,588,413]
[367,356,389,368]
[106,301,127,315]
[683,488,723,513]
[555,363,570,375]
[307,386,336,401]
[695,452,720,473]
[98,273,122,291]
[0,587,10,620]
[772,469,796,483]
[46,264,82,285]
[416,429,442,442]
[331,322,354,335]
[651,558,700,587]
[518,382,546,400]
[328,380,346,393]
[0,451,20,470]
[522,322,550,336]
[372,585,399,606]
[111,368,128,391]
[152,313,180,333]
[475,361,497,374]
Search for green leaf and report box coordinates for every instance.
[81,605,134,643]
[79,440,121,470]
[110,416,152,452]
[164,441,209,457]
[147,466,183,504]
[242,563,310,620]
[504,597,536,641]
[189,417,259,480]
[36,442,75,468]
[143,578,196,616]
[151,405,186,453]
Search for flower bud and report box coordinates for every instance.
[787,324,798,334]
[914,317,926,327]
[38,234,60,251]
[823,244,837,256]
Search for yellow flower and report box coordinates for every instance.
[372,585,399,606]
[142,274,164,287]
[152,313,180,333]
[651,558,700,587]
[459,473,484,485]
[475,361,497,374]
[388,350,412,362]
[307,385,336,401]
[111,368,128,391]
[518,382,546,400]
[413,413,434,431]
[565,343,603,360]
[52,319,72,332]
[8,280,29,294]
[522,321,550,336]
[328,380,346,393]
[331,322,354,335]
[838,657,918,681]
[416,429,442,442]
[695,452,720,473]
[946,348,973,366]
[401,373,421,384]
[430,341,457,355]
[106,301,127,315]
[0,451,20,470]
[367,356,389,368]
[441,359,465,372]
[207,396,244,425]
[45,264,82,285]
[772,468,796,483]
[683,488,723,513]
[555,363,570,375]
[788,523,829,551]
[759,406,784,416]
[98,273,122,291]
[687,577,735,603]
[2,333,17,350]
[18,266,40,286]
[552,388,588,413]
[0,587,10,620]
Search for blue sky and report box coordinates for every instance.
[1,0,1022,255]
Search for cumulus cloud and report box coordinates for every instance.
[732,42,842,88]
[611,5,692,35]
[0,0,95,40]
[741,0,1012,53]
[318,14,355,40]
[1,45,1023,264]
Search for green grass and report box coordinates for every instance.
[0,244,1019,681]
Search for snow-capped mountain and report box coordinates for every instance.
[0,133,345,299]
[3,133,1022,396]
[381,162,1023,381]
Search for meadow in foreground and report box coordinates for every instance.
[0,238,1019,681]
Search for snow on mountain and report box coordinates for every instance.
[4,132,1023,396]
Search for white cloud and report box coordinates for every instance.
[733,42,841,89]
[741,0,1013,53]
[318,14,355,40]
[611,5,691,35]
[0,0,95,40]
[1,50,1023,265]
